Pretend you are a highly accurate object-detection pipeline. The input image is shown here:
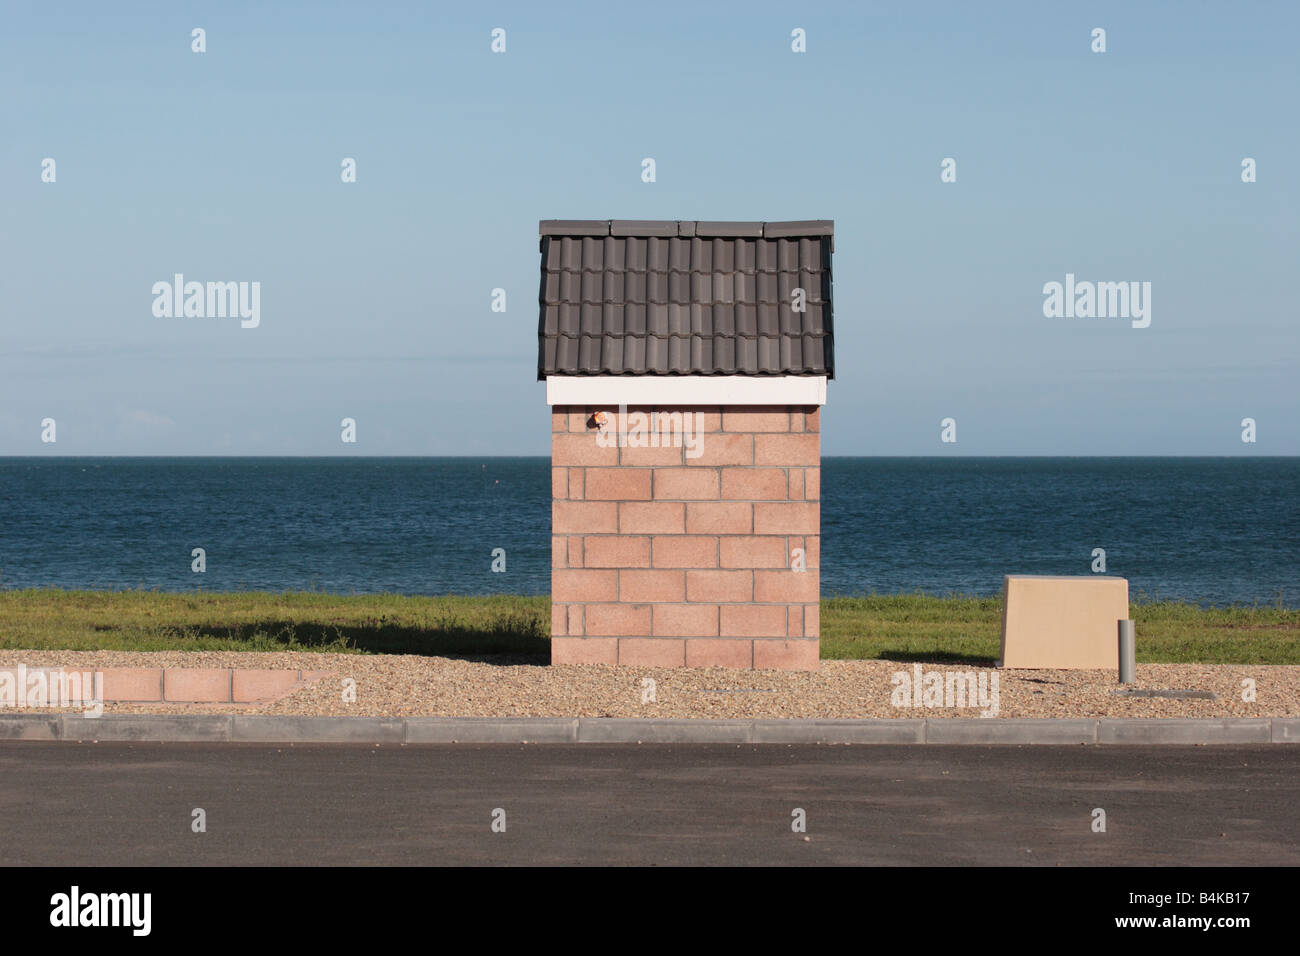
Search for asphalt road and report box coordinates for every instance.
[1,743,1296,865]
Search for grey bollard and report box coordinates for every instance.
[1118,619,1136,683]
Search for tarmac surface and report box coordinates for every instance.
[2,742,1297,865]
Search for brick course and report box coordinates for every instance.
[551,404,820,670]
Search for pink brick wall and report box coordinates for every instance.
[551,404,820,670]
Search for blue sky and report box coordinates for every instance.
[2,0,1296,455]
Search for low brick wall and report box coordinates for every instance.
[550,404,820,670]
[0,667,326,704]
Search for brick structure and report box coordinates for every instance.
[538,220,834,670]
[550,403,821,669]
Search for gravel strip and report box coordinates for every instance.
[0,651,1295,719]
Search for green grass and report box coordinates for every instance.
[0,590,550,657]
[821,592,1299,664]
[0,589,1295,663]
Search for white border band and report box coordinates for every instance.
[545,375,826,407]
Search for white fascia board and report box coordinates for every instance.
[546,375,826,407]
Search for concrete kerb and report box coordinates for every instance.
[232,716,404,743]
[0,715,61,741]
[1271,718,1300,743]
[60,714,233,742]
[576,719,753,743]
[753,718,925,744]
[1097,718,1272,744]
[405,718,579,743]
[0,716,1297,744]
[926,718,1098,745]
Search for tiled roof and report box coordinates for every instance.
[538,220,834,378]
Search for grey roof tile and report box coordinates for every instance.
[735,239,756,273]
[559,237,582,271]
[645,336,667,373]
[780,306,800,337]
[692,238,712,273]
[669,240,691,273]
[764,220,834,239]
[696,221,764,237]
[690,303,712,336]
[799,238,821,270]
[624,271,646,304]
[735,303,757,337]
[712,302,735,337]
[799,268,818,295]
[538,220,834,377]
[624,335,645,371]
[559,271,581,303]
[668,271,690,304]
[647,302,669,333]
[777,239,799,272]
[713,238,735,273]
[779,336,796,372]
[625,237,647,272]
[602,335,624,373]
[603,303,624,336]
[646,237,671,272]
[552,335,576,372]
[610,220,678,237]
[540,220,610,236]
[667,303,691,336]
[805,336,826,371]
[690,335,711,370]
[801,302,824,335]
[713,273,734,304]
[646,271,669,304]
[690,272,711,303]
[735,272,756,303]
[603,271,625,303]
[543,237,563,270]
[625,303,646,336]
[557,304,580,338]
[578,335,601,372]
[668,336,688,372]
[603,236,625,271]
[713,302,735,336]
[713,336,736,373]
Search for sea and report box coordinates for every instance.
[0,457,1295,607]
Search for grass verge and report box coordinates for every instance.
[820,592,1298,664]
[0,589,1294,663]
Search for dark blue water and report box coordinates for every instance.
[0,458,1295,606]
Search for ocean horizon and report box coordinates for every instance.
[2,456,1295,607]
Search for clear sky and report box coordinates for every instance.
[3,0,1296,455]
